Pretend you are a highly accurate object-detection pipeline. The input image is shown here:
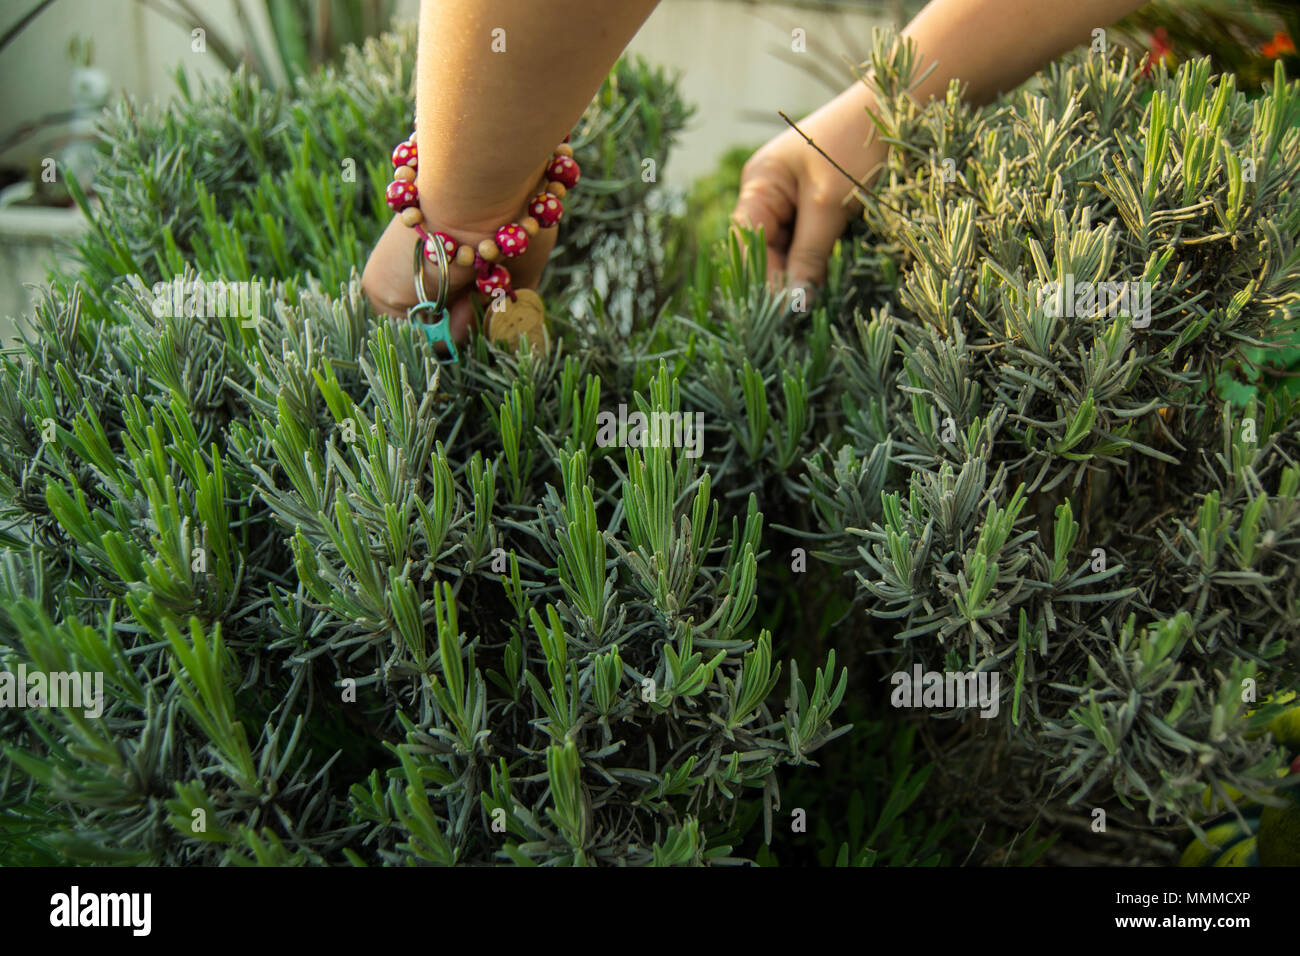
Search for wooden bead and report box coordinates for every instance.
[555,143,574,158]
[546,181,566,199]
[401,206,423,227]
[478,239,501,262]
[394,165,416,183]
[454,244,475,267]
[520,216,540,236]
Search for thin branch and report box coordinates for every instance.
[0,0,58,57]
[778,109,926,224]
[135,0,250,79]
[0,108,81,155]
[778,109,869,194]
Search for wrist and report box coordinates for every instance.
[411,190,542,292]
[385,125,579,314]
[415,158,549,242]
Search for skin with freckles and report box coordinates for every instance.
[362,0,1147,337]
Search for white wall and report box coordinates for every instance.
[628,1,895,184]
[1,0,265,168]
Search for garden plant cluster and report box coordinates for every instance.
[1,23,1299,866]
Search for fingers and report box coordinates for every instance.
[730,187,784,246]
[784,189,850,291]
[361,216,424,318]
[446,293,478,345]
[365,212,559,348]
[732,150,850,294]
[731,171,793,283]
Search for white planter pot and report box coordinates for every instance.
[0,185,92,345]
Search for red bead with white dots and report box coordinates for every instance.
[545,155,580,189]
[384,131,580,324]
[494,223,529,258]
[392,140,417,168]
[425,231,458,261]
[475,263,512,298]
[386,180,418,211]
[528,192,563,227]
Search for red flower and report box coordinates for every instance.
[1141,26,1173,76]
[1262,31,1296,58]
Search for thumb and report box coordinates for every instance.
[784,191,848,290]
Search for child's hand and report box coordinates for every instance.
[362,209,556,344]
[730,125,858,293]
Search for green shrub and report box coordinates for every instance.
[803,36,1300,830]
[0,29,844,868]
[4,25,1300,867]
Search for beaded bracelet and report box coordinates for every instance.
[386,116,579,354]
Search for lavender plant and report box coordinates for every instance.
[0,30,842,867]
[789,32,1300,834]
[3,23,1299,867]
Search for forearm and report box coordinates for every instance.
[805,0,1148,183]
[415,0,659,232]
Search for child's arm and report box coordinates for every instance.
[731,0,1148,293]
[363,0,659,336]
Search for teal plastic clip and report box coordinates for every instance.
[409,234,458,363]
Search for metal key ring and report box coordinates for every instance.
[413,233,450,309]
[410,232,459,363]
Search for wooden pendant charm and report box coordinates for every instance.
[487,288,550,353]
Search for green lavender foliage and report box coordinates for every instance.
[0,278,848,864]
[796,34,1300,824]
[644,31,1300,830]
[0,32,841,866]
[6,23,1300,867]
